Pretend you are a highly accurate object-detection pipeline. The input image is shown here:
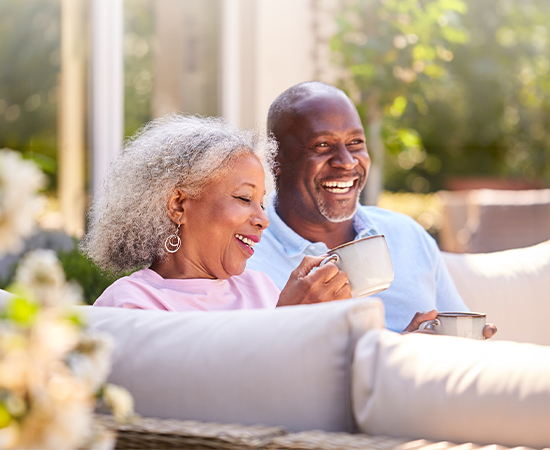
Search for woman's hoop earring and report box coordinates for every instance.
[165,221,181,253]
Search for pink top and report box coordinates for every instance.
[93,268,281,311]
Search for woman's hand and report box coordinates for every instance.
[277,255,352,307]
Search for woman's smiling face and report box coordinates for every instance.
[179,153,269,279]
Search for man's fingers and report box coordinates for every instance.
[308,260,340,282]
[403,309,438,333]
[334,279,352,299]
[293,255,328,278]
[483,323,497,339]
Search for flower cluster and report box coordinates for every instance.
[0,152,134,449]
[0,149,45,255]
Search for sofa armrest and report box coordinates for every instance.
[442,239,550,345]
[352,329,550,448]
[84,299,384,433]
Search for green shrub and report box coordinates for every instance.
[57,244,127,305]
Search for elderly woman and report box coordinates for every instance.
[81,115,351,310]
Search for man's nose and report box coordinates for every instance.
[330,143,358,170]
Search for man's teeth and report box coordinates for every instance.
[323,180,354,193]
[235,234,255,248]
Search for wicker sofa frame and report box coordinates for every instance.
[98,415,527,450]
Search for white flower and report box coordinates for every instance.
[14,249,82,308]
[68,331,114,391]
[17,374,95,450]
[0,149,45,255]
[102,384,134,421]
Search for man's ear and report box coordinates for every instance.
[166,188,189,225]
[273,156,282,177]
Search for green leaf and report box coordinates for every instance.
[4,285,39,325]
[424,64,445,78]
[438,0,468,14]
[441,26,469,44]
[413,45,436,61]
[22,152,57,175]
[350,64,376,78]
[0,402,11,429]
[390,96,408,117]
[398,128,422,147]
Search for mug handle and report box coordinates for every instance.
[319,254,339,267]
[419,318,440,331]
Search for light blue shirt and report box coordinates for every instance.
[247,195,467,332]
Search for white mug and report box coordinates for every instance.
[320,235,394,298]
[419,312,486,339]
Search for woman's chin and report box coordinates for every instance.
[218,263,248,279]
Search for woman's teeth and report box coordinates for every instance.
[235,234,255,248]
[322,180,354,193]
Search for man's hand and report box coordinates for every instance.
[402,309,438,334]
[402,309,498,339]
[277,255,352,306]
[483,323,497,339]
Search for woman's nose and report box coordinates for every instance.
[253,207,269,229]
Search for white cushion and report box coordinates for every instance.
[442,239,550,345]
[352,329,550,448]
[85,299,384,432]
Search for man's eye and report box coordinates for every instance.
[349,139,364,145]
[260,204,265,211]
[317,142,329,147]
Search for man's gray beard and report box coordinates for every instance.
[316,195,358,223]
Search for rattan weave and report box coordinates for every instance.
[96,414,530,450]
[97,414,286,449]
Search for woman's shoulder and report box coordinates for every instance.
[92,268,158,307]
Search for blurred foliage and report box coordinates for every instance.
[377,190,443,236]
[0,0,60,190]
[0,0,154,191]
[0,240,124,306]
[333,0,550,192]
[123,0,154,138]
[57,243,124,305]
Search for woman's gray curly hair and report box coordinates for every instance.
[80,114,277,275]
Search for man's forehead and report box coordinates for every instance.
[291,90,353,114]
[287,94,362,131]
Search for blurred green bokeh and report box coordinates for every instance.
[0,0,153,193]
[1,0,549,197]
[333,0,550,192]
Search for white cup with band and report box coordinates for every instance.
[419,312,487,339]
[320,234,394,298]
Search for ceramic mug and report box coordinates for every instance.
[419,312,487,339]
[320,235,394,298]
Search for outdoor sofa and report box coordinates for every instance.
[88,239,550,449]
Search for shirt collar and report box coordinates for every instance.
[352,205,380,238]
[266,194,379,257]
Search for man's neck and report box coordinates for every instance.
[275,203,356,250]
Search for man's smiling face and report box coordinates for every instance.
[274,91,370,225]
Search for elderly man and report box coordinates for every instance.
[248,81,495,336]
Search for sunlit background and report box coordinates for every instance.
[1,0,549,261]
